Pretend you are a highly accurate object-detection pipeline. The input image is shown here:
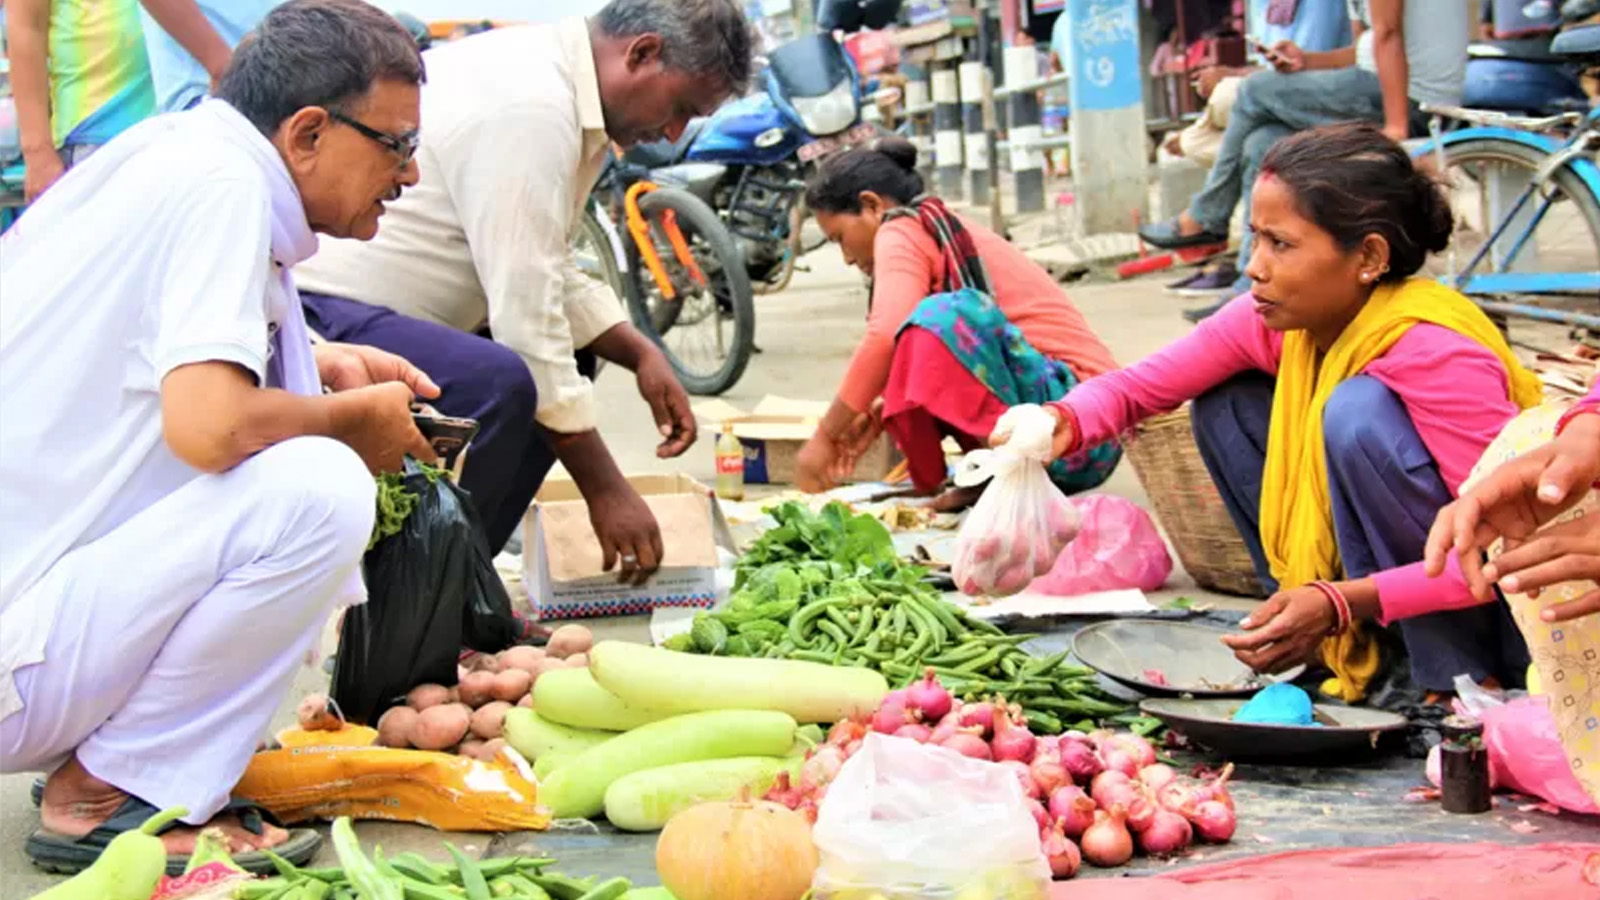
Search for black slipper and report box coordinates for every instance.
[25,794,321,876]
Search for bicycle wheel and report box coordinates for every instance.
[1423,137,1600,308]
[624,187,756,396]
[571,205,630,378]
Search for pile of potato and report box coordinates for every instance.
[370,624,594,759]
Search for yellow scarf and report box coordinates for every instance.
[1259,278,1544,701]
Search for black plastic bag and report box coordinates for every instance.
[332,459,518,725]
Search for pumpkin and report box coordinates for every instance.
[655,797,817,900]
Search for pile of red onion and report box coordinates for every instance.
[765,671,1240,878]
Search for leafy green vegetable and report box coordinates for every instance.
[690,617,729,655]
[368,461,446,550]
[682,500,1141,733]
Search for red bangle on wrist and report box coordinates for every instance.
[1555,404,1598,436]
[1051,402,1083,454]
[1310,580,1352,636]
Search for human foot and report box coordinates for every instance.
[1138,212,1228,250]
[38,756,288,855]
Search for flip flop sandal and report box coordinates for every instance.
[25,794,321,876]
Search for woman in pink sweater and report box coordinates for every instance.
[1002,124,1545,700]
[793,139,1119,506]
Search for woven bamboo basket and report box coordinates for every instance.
[1122,405,1267,597]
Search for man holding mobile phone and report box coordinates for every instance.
[1142,0,1469,321]
[1167,0,1352,169]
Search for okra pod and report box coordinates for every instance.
[955,646,1005,674]
[1020,650,1069,678]
[330,817,403,900]
[445,843,491,900]
[1022,708,1063,734]
[389,853,447,884]
[573,877,632,900]
[528,873,600,900]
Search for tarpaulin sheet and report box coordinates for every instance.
[1049,842,1600,900]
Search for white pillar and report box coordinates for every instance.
[932,68,964,198]
[959,61,991,206]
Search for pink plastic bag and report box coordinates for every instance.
[1027,494,1173,596]
[1482,697,1598,813]
[1424,677,1599,814]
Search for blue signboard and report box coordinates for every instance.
[1066,0,1142,113]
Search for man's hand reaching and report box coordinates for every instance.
[1424,414,1600,600]
[636,348,697,458]
[589,481,664,586]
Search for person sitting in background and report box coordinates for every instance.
[293,0,751,579]
[1141,0,1469,323]
[1165,0,1352,169]
[998,124,1542,703]
[1163,0,1353,296]
[5,0,155,201]
[0,0,434,872]
[793,139,1121,508]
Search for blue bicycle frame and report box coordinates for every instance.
[1411,104,1600,330]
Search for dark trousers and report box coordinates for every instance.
[303,292,594,554]
[1190,372,1529,691]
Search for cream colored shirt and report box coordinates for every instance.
[294,19,623,433]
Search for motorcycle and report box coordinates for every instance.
[1463,0,1590,115]
[621,32,880,296]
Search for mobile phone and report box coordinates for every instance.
[1247,34,1283,62]
[412,411,480,467]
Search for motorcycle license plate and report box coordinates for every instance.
[797,122,878,163]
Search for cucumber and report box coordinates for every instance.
[533,749,577,780]
[532,667,673,732]
[589,641,888,724]
[503,709,616,763]
[603,756,799,832]
[539,710,796,819]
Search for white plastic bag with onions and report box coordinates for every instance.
[951,404,1080,597]
[812,734,1051,899]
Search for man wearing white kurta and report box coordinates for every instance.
[0,0,437,873]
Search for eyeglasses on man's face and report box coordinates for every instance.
[329,109,420,168]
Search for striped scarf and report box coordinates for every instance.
[881,195,993,296]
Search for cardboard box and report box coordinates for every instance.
[522,474,736,621]
[695,396,903,485]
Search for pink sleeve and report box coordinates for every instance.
[1557,380,1600,434]
[1373,554,1493,624]
[1359,325,1518,495]
[837,222,934,413]
[1052,295,1281,449]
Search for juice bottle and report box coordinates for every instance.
[714,421,745,501]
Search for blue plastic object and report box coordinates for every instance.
[1232,683,1321,727]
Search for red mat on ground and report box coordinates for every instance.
[1050,843,1600,900]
